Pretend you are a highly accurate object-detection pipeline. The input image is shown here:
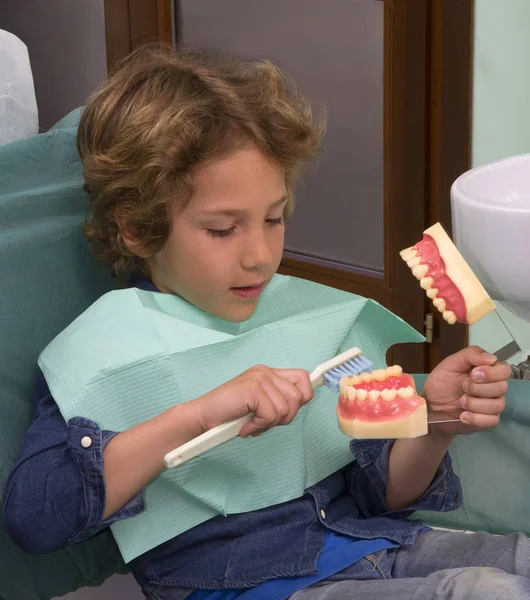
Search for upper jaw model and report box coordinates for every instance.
[400,222,495,325]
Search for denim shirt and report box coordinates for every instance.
[2,278,463,590]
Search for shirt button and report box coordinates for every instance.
[81,436,93,449]
[320,509,326,520]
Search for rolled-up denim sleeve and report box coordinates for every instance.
[345,439,463,519]
[3,389,145,554]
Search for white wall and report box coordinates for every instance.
[471,0,530,168]
[468,0,530,362]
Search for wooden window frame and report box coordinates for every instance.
[103,0,473,371]
[104,0,173,71]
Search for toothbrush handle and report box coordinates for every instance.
[163,373,321,469]
[164,414,254,468]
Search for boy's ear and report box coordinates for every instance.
[115,210,151,259]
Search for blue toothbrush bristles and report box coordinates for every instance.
[322,355,374,393]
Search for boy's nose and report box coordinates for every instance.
[241,231,273,270]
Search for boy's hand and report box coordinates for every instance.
[422,345,511,437]
[195,365,314,438]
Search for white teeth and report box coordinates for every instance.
[400,247,418,261]
[386,365,403,377]
[412,264,429,280]
[381,389,397,402]
[433,298,446,312]
[340,375,360,396]
[373,369,386,382]
[341,363,415,406]
[420,277,434,290]
[407,256,422,268]
[397,386,415,399]
[368,390,380,402]
[357,389,368,403]
[443,310,457,324]
[426,287,438,299]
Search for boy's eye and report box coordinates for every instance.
[207,217,283,238]
[207,226,237,238]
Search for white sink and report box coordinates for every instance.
[451,153,530,321]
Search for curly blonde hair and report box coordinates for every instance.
[77,44,325,278]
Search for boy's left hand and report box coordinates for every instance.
[422,345,511,436]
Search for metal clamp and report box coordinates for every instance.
[511,356,530,380]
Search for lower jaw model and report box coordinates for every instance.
[337,366,428,439]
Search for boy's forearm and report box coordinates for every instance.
[102,400,205,520]
[386,430,454,511]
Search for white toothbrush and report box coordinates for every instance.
[164,347,373,468]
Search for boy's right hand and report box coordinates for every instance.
[195,366,314,438]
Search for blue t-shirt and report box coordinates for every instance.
[187,531,400,600]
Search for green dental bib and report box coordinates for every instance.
[39,274,423,562]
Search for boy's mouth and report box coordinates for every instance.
[230,281,267,300]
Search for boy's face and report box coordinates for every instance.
[145,146,287,322]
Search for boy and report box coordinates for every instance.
[3,45,526,599]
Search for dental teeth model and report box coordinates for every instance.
[337,365,428,439]
[400,222,495,325]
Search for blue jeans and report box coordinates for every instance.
[292,529,530,599]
